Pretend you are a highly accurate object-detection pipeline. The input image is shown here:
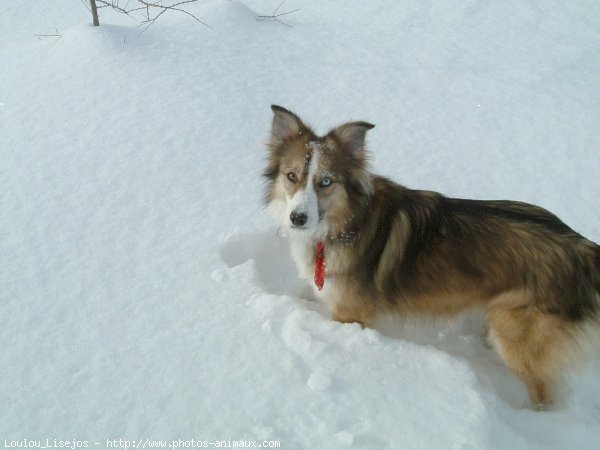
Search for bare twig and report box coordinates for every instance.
[34,27,62,39]
[96,0,142,24]
[87,0,212,32]
[137,0,213,32]
[97,0,143,16]
[80,0,92,12]
[256,0,299,28]
[272,0,287,16]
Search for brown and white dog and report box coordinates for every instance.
[263,105,600,407]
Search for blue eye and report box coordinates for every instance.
[320,177,332,187]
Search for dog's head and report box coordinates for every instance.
[264,105,374,240]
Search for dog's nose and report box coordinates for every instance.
[290,211,308,227]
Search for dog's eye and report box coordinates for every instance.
[320,177,332,187]
[286,172,297,182]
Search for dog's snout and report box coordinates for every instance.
[290,211,308,227]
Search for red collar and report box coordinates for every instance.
[314,242,326,290]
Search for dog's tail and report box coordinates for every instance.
[565,244,600,372]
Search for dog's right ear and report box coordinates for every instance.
[270,105,306,145]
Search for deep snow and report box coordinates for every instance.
[1,1,599,449]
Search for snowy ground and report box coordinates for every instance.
[1,1,600,448]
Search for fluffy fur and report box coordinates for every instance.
[263,105,600,407]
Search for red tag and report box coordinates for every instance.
[314,242,326,291]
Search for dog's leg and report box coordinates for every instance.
[525,378,554,409]
[485,294,568,408]
[332,306,368,328]
[481,325,493,349]
[331,294,376,329]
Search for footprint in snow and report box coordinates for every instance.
[220,230,306,297]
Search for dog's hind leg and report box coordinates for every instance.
[481,325,494,349]
[485,292,574,408]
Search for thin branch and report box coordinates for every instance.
[96,0,140,16]
[34,28,62,39]
[272,0,286,16]
[91,0,212,32]
[80,0,92,12]
[95,0,150,24]
[137,0,213,32]
[256,0,299,28]
[271,8,300,18]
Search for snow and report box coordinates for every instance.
[1,0,599,448]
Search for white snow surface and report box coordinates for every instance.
[1,1,600,448]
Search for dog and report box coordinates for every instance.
[263,105,600,408]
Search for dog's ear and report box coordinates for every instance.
[331,121,375,158]
[270,105,306,145]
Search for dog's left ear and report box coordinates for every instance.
[331,121,375,159]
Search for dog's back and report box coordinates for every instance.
[351,176,600,406]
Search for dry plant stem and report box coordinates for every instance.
[35,28,62,39]
[256,0,299,27]
[90,0,212,31]
[138,1,213,32]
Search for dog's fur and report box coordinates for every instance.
[263,105,600,407]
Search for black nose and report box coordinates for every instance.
[290,211,308,227]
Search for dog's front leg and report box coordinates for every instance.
[331,301,374,329]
